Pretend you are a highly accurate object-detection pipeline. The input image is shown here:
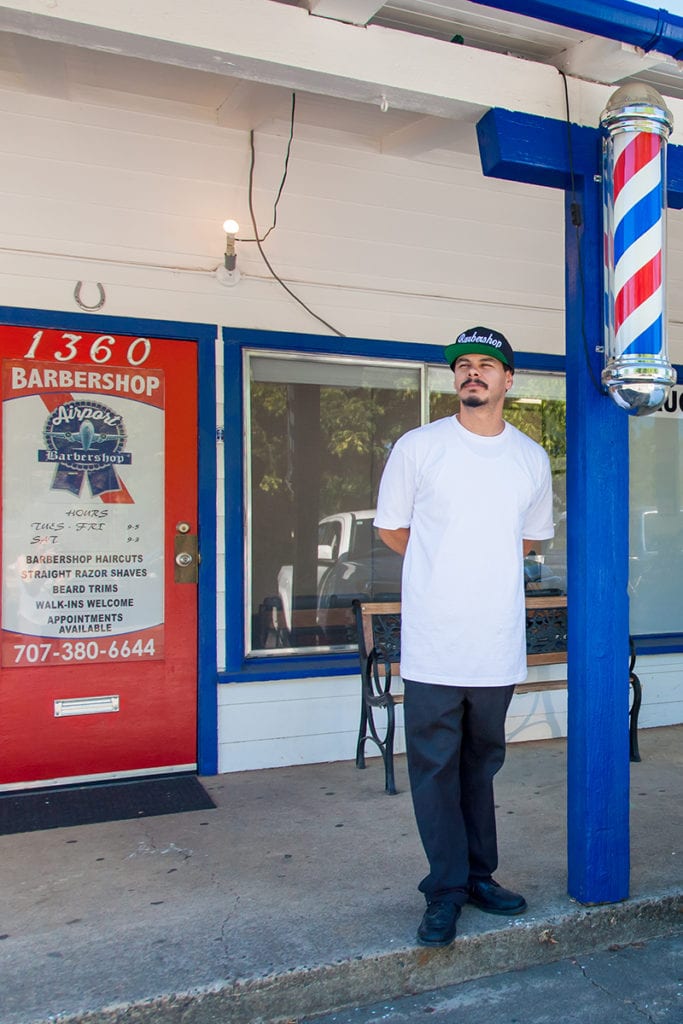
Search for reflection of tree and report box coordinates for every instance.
[320,387,418,515]
[250,383,419,507]
[429,393,566,454]
[503,398,566,463]
[249,383,292,640]
[505,399,567,510]
[251,383,288,494]
[249,380,420,645]
[539,401,566,463]
[429,392,456,423]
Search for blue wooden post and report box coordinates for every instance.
[564,156,631,902]
[477,109,631,902]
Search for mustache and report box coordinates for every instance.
[461,379,488,389]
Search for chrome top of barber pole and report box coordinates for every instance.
[600,83,677,415]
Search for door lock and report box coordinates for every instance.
[174,525,199,583]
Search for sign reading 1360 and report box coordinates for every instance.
[24,331,152,366]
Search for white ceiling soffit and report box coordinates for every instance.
[307,1,683,101]
[0,0,617,120]
[1,0,683,155]
[551,36,672,84]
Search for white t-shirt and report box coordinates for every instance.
[374,415,554,687]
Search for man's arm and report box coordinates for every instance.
[378,527,410,557]
[523,539,542,557]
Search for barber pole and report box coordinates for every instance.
[601,83,676,414]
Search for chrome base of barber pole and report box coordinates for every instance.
[602,355,677,415]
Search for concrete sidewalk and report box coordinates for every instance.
[1,726,681,1024]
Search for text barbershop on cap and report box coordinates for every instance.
[443,326,515,373]
[457,330,501,347]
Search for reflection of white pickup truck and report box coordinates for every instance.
[274,507,569,648]
[277,510,402,633]
[276,507,568,638]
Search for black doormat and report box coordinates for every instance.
[0,774,216,836]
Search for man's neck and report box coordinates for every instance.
[456,406,506,437]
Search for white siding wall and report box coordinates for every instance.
[217,657,683,773]
[0,89,567,344]
[0,87,681,774]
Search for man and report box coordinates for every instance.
[374,326,554,947]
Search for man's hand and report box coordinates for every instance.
[378,527,410,556]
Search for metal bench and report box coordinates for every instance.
[353,597,642,794]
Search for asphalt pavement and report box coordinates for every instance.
[0,725,681,1024]
[301,931,683,1024]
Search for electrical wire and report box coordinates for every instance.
[242,92,346,337]
[559,70,606,397]
[239,94,296,244]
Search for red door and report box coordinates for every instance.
[0,325,198,788]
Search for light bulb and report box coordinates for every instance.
[218,217,241,285]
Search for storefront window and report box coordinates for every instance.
[246,353,421,654]
[630,392,683,635]
[246,351,567,657]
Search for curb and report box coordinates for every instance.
[48,889,682,1024]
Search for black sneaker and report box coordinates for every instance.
[416,900,461,947]
[467,877,527,916]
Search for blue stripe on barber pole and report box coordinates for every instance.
[614,186,661,263]
[621,316,663,357]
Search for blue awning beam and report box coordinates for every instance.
[470,1,683,60]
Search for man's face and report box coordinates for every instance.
[453,353,512,409]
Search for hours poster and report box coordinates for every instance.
[2,359,165,667]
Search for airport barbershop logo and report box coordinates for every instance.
[39,400,132,496]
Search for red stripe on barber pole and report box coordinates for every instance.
[614,132,663,195]
[615,252,661,331]
[614,132,660,197]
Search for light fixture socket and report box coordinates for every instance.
[216,264,241,287]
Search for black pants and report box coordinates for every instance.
[403,679,515,907]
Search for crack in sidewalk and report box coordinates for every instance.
[569,953,658,1024]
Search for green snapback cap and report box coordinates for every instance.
[444,326,514,372]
